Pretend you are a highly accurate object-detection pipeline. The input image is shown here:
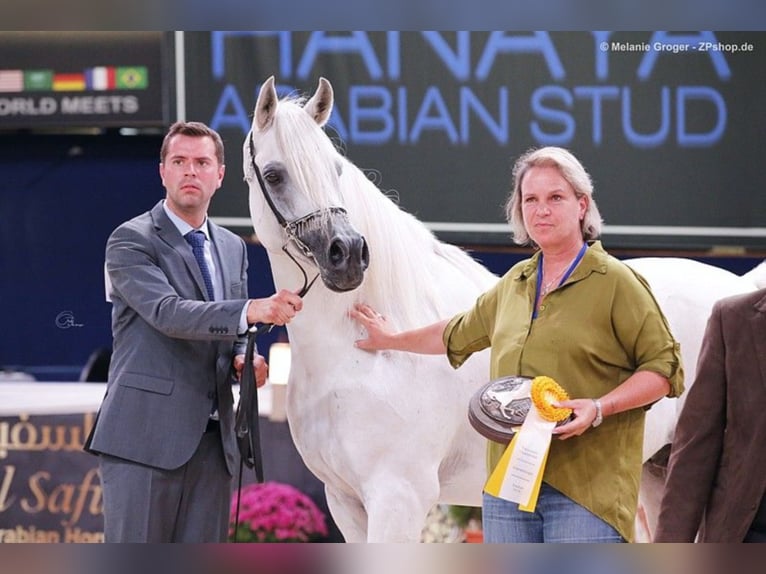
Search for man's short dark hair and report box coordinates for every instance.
[160,121,225,165]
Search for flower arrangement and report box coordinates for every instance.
[229,481,328,542]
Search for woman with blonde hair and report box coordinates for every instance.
[351,146,683,542]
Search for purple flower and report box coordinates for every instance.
[229,482,329,543]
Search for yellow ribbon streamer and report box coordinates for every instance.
[484,376,569,512]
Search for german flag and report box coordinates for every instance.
[53,73,86,91]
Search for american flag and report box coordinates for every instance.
[0,70,23,93]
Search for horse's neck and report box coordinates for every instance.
[268,249,356,336]
[268,249,317,297]
[342,173,497,327]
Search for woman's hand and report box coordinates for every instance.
[351,305,450,355]
[550,398,599,440]
[350,303,394,351]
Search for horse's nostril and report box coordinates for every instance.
[329,239,347,266]
[328,236,369,270]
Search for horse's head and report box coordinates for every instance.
[244,76,369,293]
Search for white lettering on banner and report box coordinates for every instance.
[0,97,57,116]
[60,95,139,115]
[0,96,139,117]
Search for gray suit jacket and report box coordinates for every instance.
[85,200,249,476]
[654,287,766,542]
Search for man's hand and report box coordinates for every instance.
[233,353,268,388]
[246,290,303,326]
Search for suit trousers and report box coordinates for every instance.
[99,424,231,542]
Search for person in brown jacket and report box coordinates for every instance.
[654,287,766,542]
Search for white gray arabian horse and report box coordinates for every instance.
[245,76,758,542]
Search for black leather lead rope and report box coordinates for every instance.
[235,323,272,481]
[232,322,270,542]
[232,270,318,542]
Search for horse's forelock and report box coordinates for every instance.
[272,99,342,215]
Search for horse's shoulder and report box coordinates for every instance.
[742,260,766,289]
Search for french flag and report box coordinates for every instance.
[85,67,116,90]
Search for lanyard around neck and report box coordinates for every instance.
[532,243,588,320]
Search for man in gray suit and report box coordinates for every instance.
[85,121,303,542]
[654,287,766,542]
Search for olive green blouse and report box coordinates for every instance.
[443,241,684,542]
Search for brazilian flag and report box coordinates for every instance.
[116,66,148,90]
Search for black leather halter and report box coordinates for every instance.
[247,131,348,265]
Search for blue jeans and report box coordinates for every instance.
[482,483,625,543]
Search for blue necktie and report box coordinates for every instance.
[185,230,215,301]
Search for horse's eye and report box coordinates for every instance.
[263,171,282,185]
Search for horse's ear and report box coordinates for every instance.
[303,77,333,127]
[254,76,278,132]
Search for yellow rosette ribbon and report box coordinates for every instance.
[484,376,570,512]
[530,376,572,422]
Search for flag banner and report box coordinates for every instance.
[24,70,53,91]
[0,32,165,128]
[2,67,148,93]
[53,73,86,91]
[116,66,148,90]
[0,69,24,92]
[484,406,555,512]
[85,67,116,90]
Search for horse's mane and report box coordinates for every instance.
[337,156,498,330]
